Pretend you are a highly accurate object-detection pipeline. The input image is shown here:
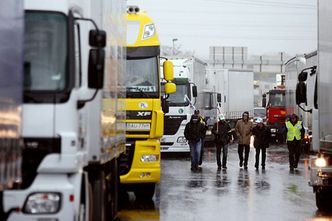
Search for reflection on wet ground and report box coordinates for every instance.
[117,144,331,221]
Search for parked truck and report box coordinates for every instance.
[285,51,317,153]
[262,77,287,143]
[1,0,126,220]
[160,57,198,153]
[295,0,332,210]
[121,6,175,198]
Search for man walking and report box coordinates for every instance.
[194,109,208,166]
[212,114,233,170]
[285,113,304,171]
[235,111,253,170]
[184,114,206,172]
[252,117,271,170]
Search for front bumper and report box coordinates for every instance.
[3,174,77,221]
[309,156,332,188]
[120,139,160,184]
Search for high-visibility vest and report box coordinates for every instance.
[286,120,302,141]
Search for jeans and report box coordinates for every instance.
[238,144,250,167]
[189,139,202,168]
[216,143,228,167]
[255,147,266,168]
[287,140,301,168]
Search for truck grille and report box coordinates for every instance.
[164,115,186,135]
[119,140,135,176]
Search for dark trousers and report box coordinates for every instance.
[287,140,301,168]
[216,143,228,167]
[199,138,205,165]
[255,147,266,168]
[238,144,250,167]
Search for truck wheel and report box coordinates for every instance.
[91,171,105,221]
[134,183,155,200]
[316,190,331,211]
[106,160,119,220]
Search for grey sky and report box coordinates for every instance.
[126,0,317,59]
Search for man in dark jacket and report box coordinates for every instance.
[194,109,208,166]
[252,117,271,170]
[285,113,304,171]
[184,114,206,171]
[212,114,233,170]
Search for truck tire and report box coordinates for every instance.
[134,183,155,200]
[316,189,331,211]
[106,159,119,221]
[91,171,105,221]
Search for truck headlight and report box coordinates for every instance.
[315,158,327,167]
[142,23,155,39]
[24,192,61,214]
[141,154,159,162]
[177,136,187,143]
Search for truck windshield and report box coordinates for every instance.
[24,12,67,91]
[268,93,285,107]
[125,57,159,98]
[166,84,190,106]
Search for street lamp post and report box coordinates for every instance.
[172,38,178,55]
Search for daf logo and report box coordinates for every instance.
[138,102,148,109]
[137,112,151,117]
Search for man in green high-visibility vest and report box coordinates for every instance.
[285,113,304,171]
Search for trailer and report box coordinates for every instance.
[1,0,126,220]
[205,68,254,128]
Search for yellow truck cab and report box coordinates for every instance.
[120,6,175,199]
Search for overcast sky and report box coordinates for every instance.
[126,0,317,59]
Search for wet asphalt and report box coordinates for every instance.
[117,143,332,221]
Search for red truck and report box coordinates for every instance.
[263,85,286,143]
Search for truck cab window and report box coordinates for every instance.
[24,12,67,91]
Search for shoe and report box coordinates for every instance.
[244,166,248,170]
[222,166,227,170]
[239,162,243,167]
[294,164,298,169]
[289,167,294,172]
[217,166,221,170]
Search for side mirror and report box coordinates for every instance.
[89,30,106,48]
[296,82,307,105]
[88,49,105,89]
[217,93,222,103]
[165,82,176,94]
[192,85,197,97]
[161,97,169,113]
[163,60,174,81]
[262,94,266,107]
[298,71,308,82]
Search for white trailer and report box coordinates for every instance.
[161,57,202,152]
[0,0,23,203]
[205,67,254,127]
[1,0,126,220]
